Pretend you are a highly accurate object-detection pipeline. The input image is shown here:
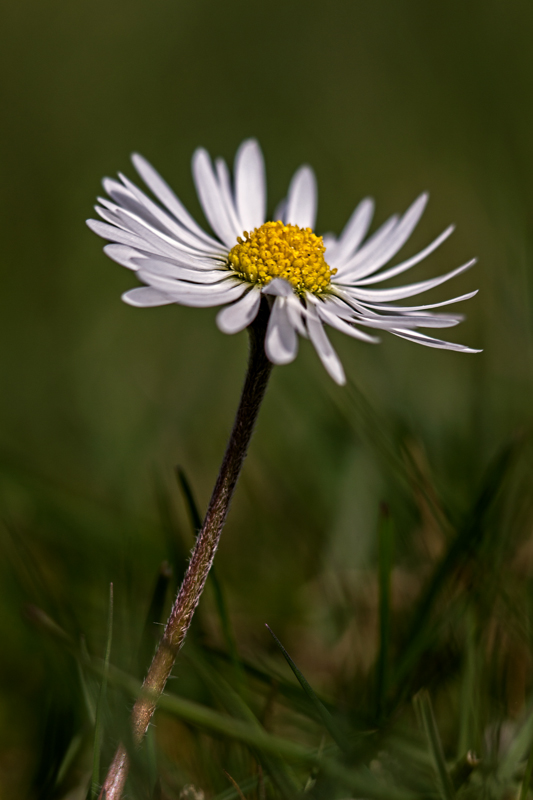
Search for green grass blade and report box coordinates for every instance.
[53,731,85,789]
[90,582,114,800]
[204,645,350,724]
[176,467,202,531]
[187,649,300,799]
[26,609,416,800]
[151,685,414,800]
[76,657,96,726]
[266,624,347,751]
[375,503,394,721]
[92,652,414,799]
[414,690,455,800]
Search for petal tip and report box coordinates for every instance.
[239,137,260,151]
[121,290,139,306]
[192,146,209,165]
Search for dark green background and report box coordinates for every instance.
[1,0,532,794]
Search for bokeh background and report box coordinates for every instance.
[2,1,533,797]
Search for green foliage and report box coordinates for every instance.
[11,407,533,799]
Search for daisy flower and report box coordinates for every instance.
[87,139,479,385]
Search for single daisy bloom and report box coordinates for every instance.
[87,139,479,385]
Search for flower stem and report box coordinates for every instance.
[99,302,273,800]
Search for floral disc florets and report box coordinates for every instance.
[228,220,337,296]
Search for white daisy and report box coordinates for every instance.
[87,139,480,386]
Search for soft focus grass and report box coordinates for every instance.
[1,1,533,797]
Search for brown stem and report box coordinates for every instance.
[100,302,273,799]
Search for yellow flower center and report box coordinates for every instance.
[228,220,337,296]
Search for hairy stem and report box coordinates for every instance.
[100,304,273,799]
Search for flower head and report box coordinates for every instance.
[87,139,480,385]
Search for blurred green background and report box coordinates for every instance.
[2,0,533,797]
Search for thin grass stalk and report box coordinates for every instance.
[414,690,455,800]
[265,624,347,751]
[99,302,273,799]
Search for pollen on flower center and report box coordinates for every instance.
[228,220,337,295]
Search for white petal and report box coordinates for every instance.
[192,148,241,248]
[406,313,463,327]
[95,205,212,260]
[346,225,455,287]
[321,294,461,329]
[102,178,136,208]
[134,257,230,283]
[341,194,429,281]
[265,298,298,365]
[131,153,221,248]
[319,293,370,320]
[326,198,375,268]
[285,166,317,229]
[312,300,380,343]
[335,215,399,277]
[137,268,238,294]
[101,230,222,272]
[125,248,222,271]
[140,275,247,308]
[391,328,482,353]
[168,287,247,308]
[285,295,308,337]
[215,158,242,235]
[216,289,261,334]
[235,139,266,233]
[102,178,153,225]
[306,305,346,385]
[118,171,221,254]
[262,278,294,297]
[362,290,479,313]
[357,192,429,278]
[104,244,143,270]
[356,313,462,329]
[122,287,175,307]
[87,218,167,254]
[344,259,476,303]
